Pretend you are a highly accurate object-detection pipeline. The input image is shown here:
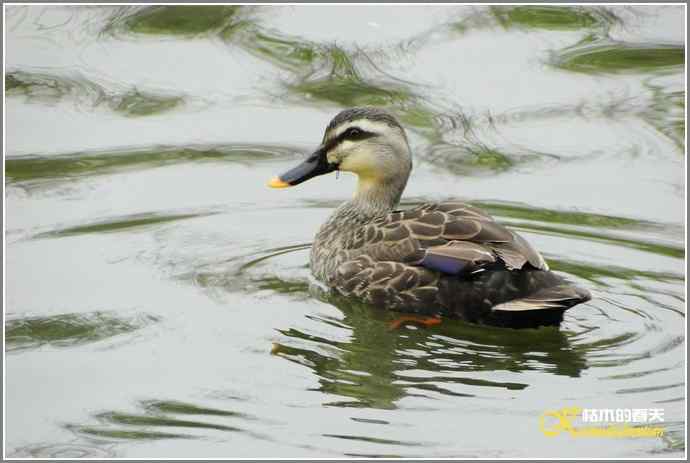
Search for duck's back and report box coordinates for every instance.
[312,200,590,328]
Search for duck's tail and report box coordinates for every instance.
[438,268,591,328]
[488,276,591,328]
[492,284,591,312]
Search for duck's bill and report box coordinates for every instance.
[268,147,337,188]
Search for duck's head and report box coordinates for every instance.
[268,108,412,201]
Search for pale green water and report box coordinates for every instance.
[4,5,685,458]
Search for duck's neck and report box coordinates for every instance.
[345,172,409,220]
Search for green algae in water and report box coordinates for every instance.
[6,71,184,116]
[254,276,311,296]
[492,6,601,31]
[465,146,517,170]
[141,400,250,418]
[473,200,654,229]
[287,46,407,107]
[506,221,684,259]
[5,145,288,182]
[287,46,422,111]
[5,312,159,352]
[122,6,241,35]
[5,71,92,102]
[65,425,192,441]
[251,30,318,70]
[95,412,241,432]
[6,73,27,91]
[398,106,438,131]
[555,42,685,74]
[548,258,683,286]
[34,211,215,239]
[424,142,543,175]
[222,24,418,110]
[643,80,685,151]
[240,38,438,132]
[113,89,184,116]
[225,24,320,73]
[453,6,611,35]
[65,399,261,444]
[292,78,412,107]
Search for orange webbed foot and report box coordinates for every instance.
[388,314,442,330]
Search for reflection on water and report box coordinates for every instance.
[423,141,558,175]
[6,70,186,116]
[273,292,586,410]
[5,311,160,352]
[554,39,684,74]
[490,6,612,31]
[108,6,243,37]
[5,4,685,458]
[5,144,296,183]
[644,75,686,150]
[453,5,617,35]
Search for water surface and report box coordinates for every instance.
[5,5,685,458]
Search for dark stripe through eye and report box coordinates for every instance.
[341,126,374,141]
[321,125,377,154]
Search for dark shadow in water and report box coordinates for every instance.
[5,311,160,352]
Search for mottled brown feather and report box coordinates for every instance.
[329,201,557,316]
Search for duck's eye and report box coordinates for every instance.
[345,127,365,139]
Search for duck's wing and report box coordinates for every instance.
[350,201,547,276]
[336,255,441,308]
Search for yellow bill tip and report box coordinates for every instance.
[267,176,290,189]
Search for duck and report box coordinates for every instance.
[268,107,590,329]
